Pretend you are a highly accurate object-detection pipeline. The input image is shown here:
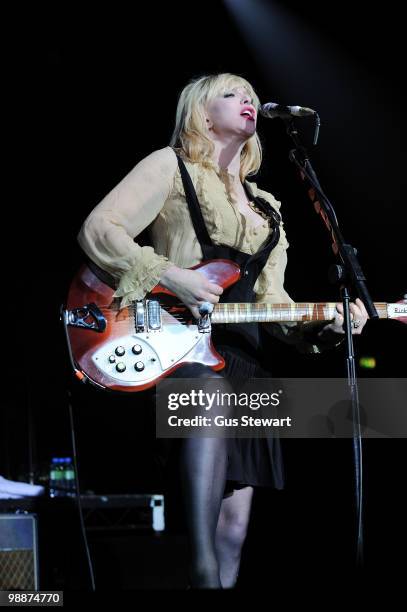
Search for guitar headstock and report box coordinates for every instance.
[387,295,407,324]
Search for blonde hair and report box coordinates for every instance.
[169,73,263,181]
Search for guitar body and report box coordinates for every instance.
[64,260,406,393]
[65,260,241,392]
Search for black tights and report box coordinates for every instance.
[170,365,252,588]
[180,435,227,587]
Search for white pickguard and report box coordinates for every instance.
[92,323,205,385]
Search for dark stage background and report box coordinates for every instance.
[4,0,407,590]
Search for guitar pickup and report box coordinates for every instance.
[135,300,145,332]
[146,300,162,331]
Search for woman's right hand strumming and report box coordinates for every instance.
[160,265,223,319]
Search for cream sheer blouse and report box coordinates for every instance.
[78,146,338,353]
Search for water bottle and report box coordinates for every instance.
[49,458,65,497]
[64,457,76,497]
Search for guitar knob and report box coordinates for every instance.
[108,355,116,363]
[134,361,145,372]
[132,344,142,355]
[116,362,126,373]
[115,346,125,356]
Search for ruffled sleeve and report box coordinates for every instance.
[77,147,178,308]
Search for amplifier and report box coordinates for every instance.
[0,513,39,590]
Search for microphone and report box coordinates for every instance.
[259,102,316,119]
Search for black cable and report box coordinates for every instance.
[67,389,96,591]
[60,304,96,590]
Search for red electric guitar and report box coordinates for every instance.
[62,260,407,392]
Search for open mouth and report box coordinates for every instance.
[240,109,255,121]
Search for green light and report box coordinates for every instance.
[359,356,376,369]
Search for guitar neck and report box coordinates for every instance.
[211,302,390,324]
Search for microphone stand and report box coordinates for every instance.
[284,117,378,568]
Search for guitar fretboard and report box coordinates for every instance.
[210,302,389,324]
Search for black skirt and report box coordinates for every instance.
[154,342,285,496]
[217,345,285,495]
